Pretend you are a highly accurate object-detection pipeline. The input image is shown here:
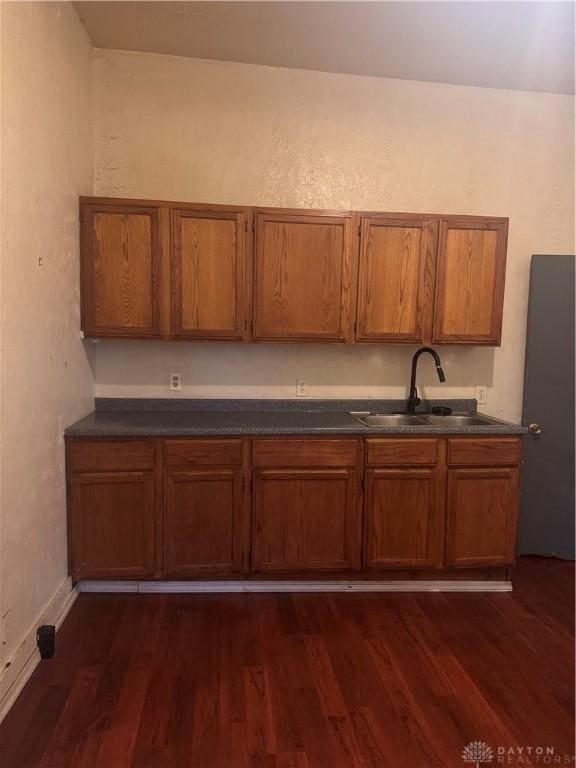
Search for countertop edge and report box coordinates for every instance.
[65,424,528,438]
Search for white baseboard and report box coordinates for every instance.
[77,580,513,594]
[0,577,78,723]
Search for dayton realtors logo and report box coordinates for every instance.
[462,742,575,765]
[463,742,494,767]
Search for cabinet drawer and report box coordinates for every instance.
[67,441,154,472]
[252,439,359,467]
[447,438,521,467]
[366,439,439,466]
[165,439,244,467]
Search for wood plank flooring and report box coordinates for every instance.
[1,556,573,768]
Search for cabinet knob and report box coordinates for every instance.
[528,423,542,435]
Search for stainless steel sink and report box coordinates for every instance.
[349,411,498,428]
[418,414,495,426]
[350,413,428,427]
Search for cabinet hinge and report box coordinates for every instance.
[358,224,361,236]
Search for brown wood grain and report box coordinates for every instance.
[447,437,521,466]
[2,557,573,768]
[364,467,445,569]
[445,467,520,566]
[158,207,172,338]
[433,217,508,345]
[252,438,360,467]
[164,438,244,467]
[69,471,155,579]
[252,468,361,572]
[80,197,509,347]
[366,438,439,466]
[81,203,163,338]
[67,440,154,472]
[253,211,355,341]
[164,469,245,576]
[172,208,248,339]
[356,217,437,342]
[153,440,165,577]
[66,435,523,581]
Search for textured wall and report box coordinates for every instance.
[0,3,94,667]
[91,51,575,421]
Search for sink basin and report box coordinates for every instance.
[418,414,495,426]
[350,413,427,427]
[349,412,498,428]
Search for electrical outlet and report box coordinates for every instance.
[476,386,488,405]
[170,373,182,391]
[296,379,308,397]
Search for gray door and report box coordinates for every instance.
[518,255,575,559]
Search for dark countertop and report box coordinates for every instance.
[65,399,527,437]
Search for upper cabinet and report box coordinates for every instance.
[253,210,355,342]
[356,216,437,343]
[80,201,168,338]
[432,218,508,345]
[172,206,248,340]
[79,197,508,346]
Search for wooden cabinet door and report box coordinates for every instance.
[172,208,248,340]
[81,203,166,337]
[253,469,360,571]
[253,211,355,341]
[164,469,245,576]
[433,217,508,345]
[356,217,436,342]
[70,471,155,579]
[445,468,519,566]
[365,468,445,568]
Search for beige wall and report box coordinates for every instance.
[0,2,94,672]
[92,50,574,421]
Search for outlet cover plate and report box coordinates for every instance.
[296,380,308,397]
[476,386,488,405]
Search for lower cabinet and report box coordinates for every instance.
[69,471,155,579]
[66,435,522,580]
[252,468,360,572]
[445,467,519,566]
[164,469,245,576]
[364,436,521,569]
[365,468,445,568]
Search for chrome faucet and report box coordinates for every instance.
[406,347,446,413]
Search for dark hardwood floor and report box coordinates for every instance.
[1,556,574,768]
